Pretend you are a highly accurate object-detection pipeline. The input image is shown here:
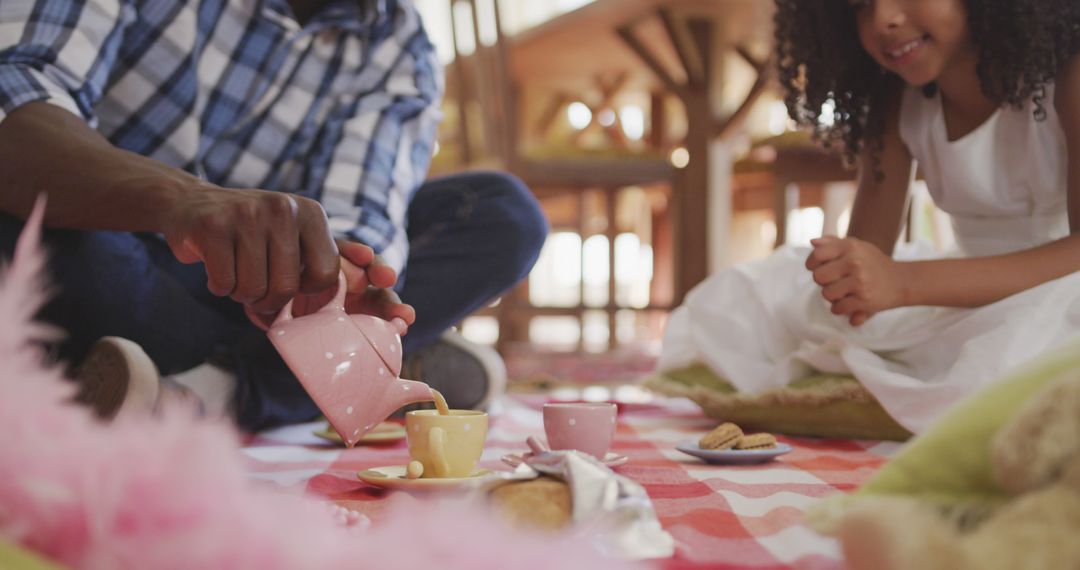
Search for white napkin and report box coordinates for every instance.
[516,450,675,560]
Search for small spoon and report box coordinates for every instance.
[526,435,549,456]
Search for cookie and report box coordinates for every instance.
[699,423,743,450]
[489,476,572,531]
[735,433,777,450]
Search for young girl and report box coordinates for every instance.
[658,0,1080,433]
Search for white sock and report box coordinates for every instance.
[168,362,237,419]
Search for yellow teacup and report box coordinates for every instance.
[405,410,488,478]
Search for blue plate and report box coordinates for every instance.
[675,441,793,465]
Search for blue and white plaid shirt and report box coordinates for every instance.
[0,0,443,272]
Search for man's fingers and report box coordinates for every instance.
[337,239,375,268]
[202,235,238,297]
[289,289,336,318]
[251,229,301,314]
[388,295,416,326]
[296,203,340,295]
[366,261,397,290]
[249,195,302,313]
[373,288,415,324]
[169,236,204,264]
[340,256,371,293]
[346,286,416,325]
[233,230,270,304]
[338,239,398,289]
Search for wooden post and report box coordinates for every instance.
[650,191,675,308]
[618,10,774,302]
[618,15,716,303]
[649,90,666,149]
[497,280,531,353]
[605,186,619,350]
[448,0,472,165]
[577,190,589,352]
[672,18,713,302]
[773,178,790,247]
[490,0,518,168]
[465,0,500,159]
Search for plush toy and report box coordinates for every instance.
[810,342,1080,570]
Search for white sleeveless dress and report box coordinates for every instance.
[658,85,1079,433]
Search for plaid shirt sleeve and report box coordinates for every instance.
[0,0,132,126]
[319,2,443,273]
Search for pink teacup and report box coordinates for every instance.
[543,402,617,458]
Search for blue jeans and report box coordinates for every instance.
[0,172,547,430]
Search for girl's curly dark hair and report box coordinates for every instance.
[774,0,1080,167]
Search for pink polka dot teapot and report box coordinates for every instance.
[250,272,434,447]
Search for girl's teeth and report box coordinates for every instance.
[889,40,920,58]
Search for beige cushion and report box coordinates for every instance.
[644,364,911,441]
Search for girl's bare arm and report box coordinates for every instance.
[895,54,1080,308]
[844,88,916,254]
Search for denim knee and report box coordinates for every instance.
[483,172,549,285]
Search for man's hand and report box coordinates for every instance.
[289,239,416,330]
[805,236,910,326]
[163,186,340,315]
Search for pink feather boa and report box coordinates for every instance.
[0,199,644,570]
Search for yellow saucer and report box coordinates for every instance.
[314,422,407,445]
[357,465,494,490]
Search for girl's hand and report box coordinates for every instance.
[805,236,910,326]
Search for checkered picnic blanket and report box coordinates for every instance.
[243,395,900,569]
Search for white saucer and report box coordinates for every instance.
[500,451,629,468]
[675,441,793,465]
[314,422,407,445]
[357,465,495,490]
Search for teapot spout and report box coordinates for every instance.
[337,378,437,447]
[393,378,437,410]
[354,378,436,434]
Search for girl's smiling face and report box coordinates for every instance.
[851,0,974,87]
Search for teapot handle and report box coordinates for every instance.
[246,271,348,331]
[272,270,348,328]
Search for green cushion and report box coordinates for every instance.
[644,364,911,441]
[804,337,1080,534]
[853,337,1080,505]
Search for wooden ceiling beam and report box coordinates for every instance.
[616,24,686,100]
[658,8,703,85]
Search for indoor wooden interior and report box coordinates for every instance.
[429,0,856,353]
